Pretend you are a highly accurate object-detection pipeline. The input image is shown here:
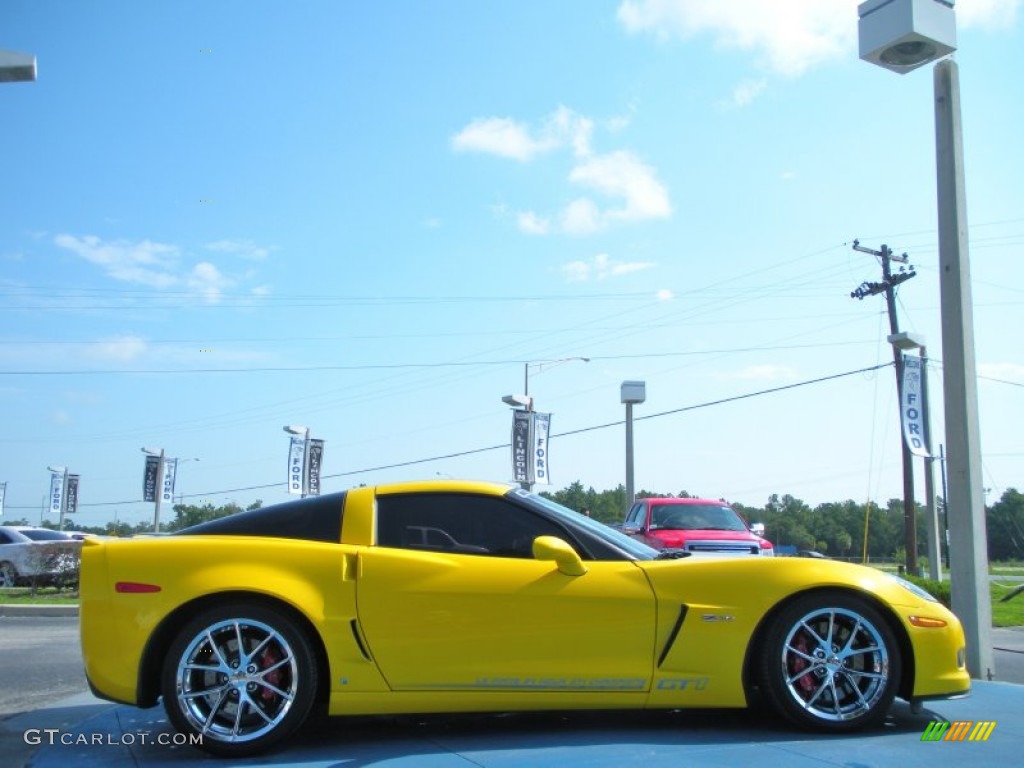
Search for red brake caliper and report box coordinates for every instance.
[791,632,816,694]
[260,646,283,703]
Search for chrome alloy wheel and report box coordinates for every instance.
[780,606,890,722]
[173,617,300,743]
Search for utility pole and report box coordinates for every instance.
[850,240,920,575]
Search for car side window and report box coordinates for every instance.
[376,493,568,559]
[624,503,644,528]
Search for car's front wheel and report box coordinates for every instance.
[757,591,901,732]
[160,601,319,757]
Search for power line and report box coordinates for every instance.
[4,362,893,512]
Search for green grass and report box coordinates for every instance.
[991,582,1024,627]
[0,587,79,604]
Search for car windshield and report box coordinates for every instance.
[514,489,660,561]
[650,504,749,532]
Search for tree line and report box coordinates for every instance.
[542,481,1024,562]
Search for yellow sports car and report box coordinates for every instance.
[79,480,970,756]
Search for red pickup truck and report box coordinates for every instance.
[621,497,774,556]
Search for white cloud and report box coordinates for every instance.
[617,0,1021,77]
[451,117,557,161]
[959,0,1021,29]
[55,234,178,287]
[451,106,594,161]
[188,261,232,304]
[205,239,271,261]
[91,335,148,362]
[455,107,671,235]
[656,288,675,301]
[618,0,853,76]
[55,233,266,304]
[560,198,603,235]
[561,252,656,282]
[517,211,551,235]
[725,78,768,108]
[569,150,672,227]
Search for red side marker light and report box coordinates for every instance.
[115,582,162,593]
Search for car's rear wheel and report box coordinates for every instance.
[757,591,900,732]
[160,601,318,757]
[0,562,18,588]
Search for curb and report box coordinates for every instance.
[0,604,79,618]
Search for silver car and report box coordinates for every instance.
[0,526,82,588]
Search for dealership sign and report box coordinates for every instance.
[900,355,930,458]
[509,411,553,486]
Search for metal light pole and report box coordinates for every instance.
[859,0,993,679]
[621,381,646,512]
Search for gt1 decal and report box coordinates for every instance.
[700,614,735,623]
[656,677,709,691]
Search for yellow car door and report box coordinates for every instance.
[354,489,656,693]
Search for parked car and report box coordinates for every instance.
[79,480,968,757]
[621,497,774,556]
[0,525,82,587]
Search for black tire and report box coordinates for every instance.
[757,591,901,732]
[160,601,319,757]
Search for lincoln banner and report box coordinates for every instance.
[307,439,324,497]
[511,410,532,485]
[65,474,80,514]
[143,455,159,502]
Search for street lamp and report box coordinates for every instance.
[502,357,588,491]
[889,332,942,581]
[621,381,646,512]
[0,49,36,83]
[859,0,992,679]
[523,357,590,398]
[283,425,311,497]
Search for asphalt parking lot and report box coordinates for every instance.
[2,615,1022,767]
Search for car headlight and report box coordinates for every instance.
[889,574,938,603]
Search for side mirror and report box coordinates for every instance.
[532,536,588,576]
[750,523,765,536]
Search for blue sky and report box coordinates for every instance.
[2,0,1022,529]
